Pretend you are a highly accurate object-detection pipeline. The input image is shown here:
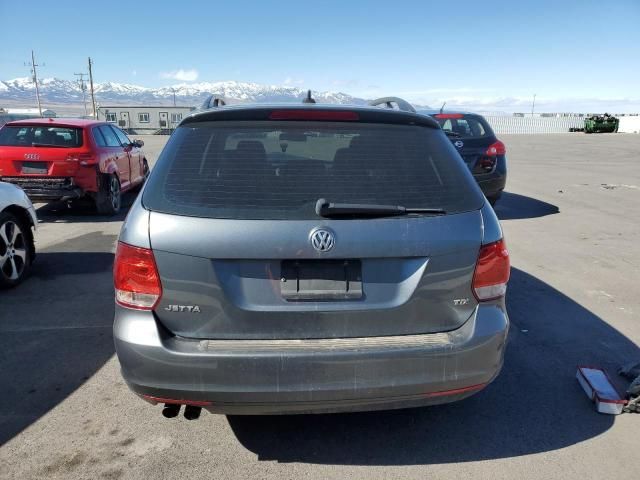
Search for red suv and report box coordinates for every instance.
[0,118,149,214]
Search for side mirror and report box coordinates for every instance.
[133,139,144,148]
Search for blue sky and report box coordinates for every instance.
[1,0,639,111]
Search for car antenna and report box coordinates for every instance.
[440,102,446,114]
[302,90,316,104]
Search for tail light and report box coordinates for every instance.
[114,242,162,310]
[479,157,497,172]
[485,140,506,156]
[66,153,96,166]
[434,113,463,119]
[473,239,510,301]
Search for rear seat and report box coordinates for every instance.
[212,141,274,204]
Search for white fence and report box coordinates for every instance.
[484,116,586,134]
[618,116,640,133]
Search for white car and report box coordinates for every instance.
[0,181,37,287]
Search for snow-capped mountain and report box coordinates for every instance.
[0,77,369,106]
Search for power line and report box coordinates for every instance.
[74,72,88,116]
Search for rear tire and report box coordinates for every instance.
[142,159,150,181]
[95,174,121,215]
[0,212,33,288]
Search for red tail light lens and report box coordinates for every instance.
[114,242,162,310]
[269,110,359,121]
[67,153,95,166]
[473,239,510,301]
[434,113,464,119]
[485,140,506,156]
[479,157,497,172]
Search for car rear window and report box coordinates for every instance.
[0,125,83,147]
[143,121,483,220]
[433,116,492,139]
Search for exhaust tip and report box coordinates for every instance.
[162,403,181,418]
[183,405,202,420]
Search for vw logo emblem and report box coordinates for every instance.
[454,140,464,149]
[310,228,335,252]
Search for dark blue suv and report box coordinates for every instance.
[423,111,507,205]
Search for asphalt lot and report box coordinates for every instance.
[1,133,639,479]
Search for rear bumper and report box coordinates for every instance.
[0,176,84,201]
[114,304,509,414]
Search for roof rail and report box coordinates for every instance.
[200,95,228,110]
[368,97,416,114]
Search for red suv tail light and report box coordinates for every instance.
[485,140,506,156]
[66,153,96,166]
[473,239,510,301]
[114,242,162,310]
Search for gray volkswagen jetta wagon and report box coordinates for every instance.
[113,99,510,418]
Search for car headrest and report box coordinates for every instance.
[39,129,58,145]
[348,135,371,150]
[236,140,266,158]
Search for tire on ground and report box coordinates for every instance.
[95,173,121,215]
[0,211,33,288]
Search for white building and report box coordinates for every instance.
[0,107,57,127]
[0,107,56,117]
[97,105,196,133]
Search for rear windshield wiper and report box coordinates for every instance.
[443,130,462,138]
[31,143,66,148]
[315,198,446,218]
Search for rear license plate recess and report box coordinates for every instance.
[280,259,362,301]
[21,162,48,174]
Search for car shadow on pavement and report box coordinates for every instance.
[495,192,559,220]
[228,267,638,465]
[0,233,117,446]
[34,191,140,224]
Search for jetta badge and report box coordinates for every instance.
[454,140,464,149]
[310,228,335,252]
[165,305,201,313]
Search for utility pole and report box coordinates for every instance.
[88,57,97,119]
[74,72,88,116]
[531,93,537,116]
[25,50,43,116]
[170,87,177,107]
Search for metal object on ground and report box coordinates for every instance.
[584,113,619,133]
[576,366,626,415]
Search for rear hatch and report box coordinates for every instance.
[142,111,486,340]
[0,124,87,178]
[429,114,499,175]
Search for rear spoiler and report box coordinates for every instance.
[369,97,416,114]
